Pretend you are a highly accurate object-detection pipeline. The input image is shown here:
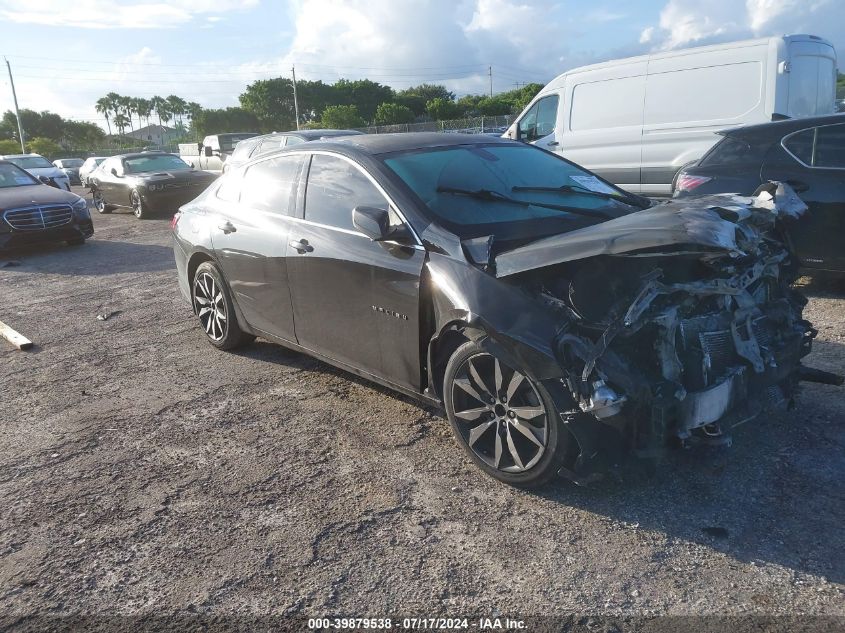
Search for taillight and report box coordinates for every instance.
[676,173,712,193]
[170,212,181,230]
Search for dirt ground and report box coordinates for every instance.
[1,188,843,630]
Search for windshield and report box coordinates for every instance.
[8,156,52,169]
[124,154,191,173]
[61,159,84,168]
[382,143,635,239]
[0,163,38,188]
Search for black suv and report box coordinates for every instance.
[675,114,845,273]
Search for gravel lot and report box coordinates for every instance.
[1,187,843,630]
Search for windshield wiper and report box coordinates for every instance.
[512,183,646,207]
[436,186,611,219]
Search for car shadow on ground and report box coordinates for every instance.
[239,335,844,586]
[0,238,175,275]
[796,272,845,298]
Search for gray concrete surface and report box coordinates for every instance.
[0,187,843,626]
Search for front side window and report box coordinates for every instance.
[102,157,123,176]
[518,95,559,141]
[304,154,387,231]
[240,154,304,214]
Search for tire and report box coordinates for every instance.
[131,190,150,219]
[443,340,571,488]
[92,189,111,214]
[66,238,85,246]
[192,261,255,350]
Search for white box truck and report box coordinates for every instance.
[505,34,838,195]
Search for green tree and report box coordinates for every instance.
[320,105,365,129]
[0,139,20,153]
[112,113,130,135]
[62,121,105,147]
[477,95,513,116]
[373,102,415,125]
[166,95,187,129]
[425,97,462,121]
[332,79,394,122]
[192,107,260,138]
[27,137,62,157]
[400,83,455,103]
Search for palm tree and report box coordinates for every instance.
[149,96,170,129]
[95,97,112,135]
[137,98,153,128]
[118,96,135,133]
[113,113,129,136]
[166,95,187,130]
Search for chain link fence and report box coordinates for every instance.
[354,114,515,135]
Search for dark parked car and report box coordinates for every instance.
[89,152,218,219]
[222,129,364,173]
[0,160,93,250]
[172,133,834,487]
[675,114,845,272]
[53,158,84,185]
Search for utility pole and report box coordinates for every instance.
[488,65,493,98]
[5,58,25,153]
[291,65,300,131]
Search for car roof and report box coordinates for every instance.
[723,113,845,141]
[109,151,179,160]
[246,129,365,143]
[300,132,514,156]
[0,153,45,159]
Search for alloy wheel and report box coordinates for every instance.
[193,272,227,342]
[131,191,143,218]
[450,352,548,473]
[93,191,106,213]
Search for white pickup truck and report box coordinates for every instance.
[179,133,258,174]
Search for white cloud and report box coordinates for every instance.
[0,0,257,29]
[644,0,843,53]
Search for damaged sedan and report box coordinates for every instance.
[172,133,839,487]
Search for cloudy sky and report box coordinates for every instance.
[0,0,842,129]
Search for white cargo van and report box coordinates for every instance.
[505,34,838,195]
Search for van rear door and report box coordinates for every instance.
[786,40,837,117]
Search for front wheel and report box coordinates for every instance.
[131,190,150,219]
[443,341,572,488]
[92,189,111,214]
[192,261,255,350]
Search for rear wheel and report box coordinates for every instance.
[443,341,571,488]
[92,189,111,214]
[192,261,254,350]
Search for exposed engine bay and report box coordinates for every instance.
[495,183,842,478]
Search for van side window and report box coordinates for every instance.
[814,124,845,168]
[518,95,559,141]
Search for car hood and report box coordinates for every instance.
[493,182,807,278]
[129,169,217,183]
[0,184,81,210]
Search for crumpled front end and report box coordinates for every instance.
[503,183,840,478]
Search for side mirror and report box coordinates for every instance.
[110,167,120,177]
[39,175,51,184]
[204,146,213,157]
[352,206,412,243]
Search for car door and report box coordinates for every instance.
[765,123,845,271]
[98,157,127,206]
[286,152,426,389]
[211,154,305,342]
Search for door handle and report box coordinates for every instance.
[289,238,313,253]
[546,141,559,147]
[217,220,236,234]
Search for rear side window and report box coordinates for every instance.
[784,124,845,168]
[699,137,770,167]
[814,124,845,168]
[304,154,386,231]
[256,138,284,156]
[239,154,304,214]
[285,136,304,146]
[518,94,559,141]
